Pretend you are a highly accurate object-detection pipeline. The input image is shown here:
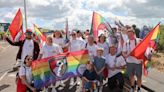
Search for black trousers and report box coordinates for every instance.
[108,72,124,90]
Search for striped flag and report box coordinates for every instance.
[32,50,90,89]
[33,24,46,42]
[90,12,111,41]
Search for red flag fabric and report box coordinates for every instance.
[130,23,160,76]
[9,9,23,41]
[130,23,160,60]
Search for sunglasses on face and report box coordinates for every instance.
[26,57,33,61]
[72,34,76,36]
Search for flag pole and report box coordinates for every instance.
[24,0,27,30]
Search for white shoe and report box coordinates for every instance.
[99,86,103,92]
[70,78,74,86]
[60,80,65,86]
[52,87,57,92]
[137,89,141,92]
[129,88,135,92]
[43,88,49,92]
[77,81,81,85]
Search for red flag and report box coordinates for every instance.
[130,23,160,76]
[130,23,160,60]
[9,9,23,41]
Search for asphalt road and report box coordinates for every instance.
[0,41,164,92]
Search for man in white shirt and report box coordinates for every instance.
[105,45,126,92]
[4,29,40,69]
[69,31,85,52]
[86,36,98,62]
[38,36,63,59]
[68,31,85,86]
[38,36,63,92]
[122,28,142,92]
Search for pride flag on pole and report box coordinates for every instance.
[33,24,46,42]
[130,23,160,76]
[32,50,90,89]
[90,12,111,41]
[9,8,23,41]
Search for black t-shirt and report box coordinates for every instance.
[83,69,97,81]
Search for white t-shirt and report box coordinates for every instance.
[69,39,85,52]
[40,44,63,58]
[105,54,126,78]
[122,38,141,64]
[122,33,129,42]
[21,40,34,62]
[97,42,109,56]
[53,38,65,48]
[116,40,123,56]
[86,43,98,62]
[19,66,32,84]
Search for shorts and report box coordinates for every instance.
[84,82,92,89]
[126,63,142,78]
[97,74,104,82]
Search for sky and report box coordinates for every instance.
[0,0,164,31]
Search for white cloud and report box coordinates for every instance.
[0,0,163,31]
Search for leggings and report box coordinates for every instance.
[108,72,124,90]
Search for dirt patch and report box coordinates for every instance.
[151,53,164,72]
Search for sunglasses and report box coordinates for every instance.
[26,57,33,61]
[71,34,76,36]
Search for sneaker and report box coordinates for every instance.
[52,87,57,92]
[129,88,135,92]
[77,81,81,85]
[59,80,65,87]
[99,86,103,92]
[70,78,74,86]
[137,89,141,92]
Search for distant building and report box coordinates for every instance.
[0,23,10,32]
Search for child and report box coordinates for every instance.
[93,48,106,91]
[105,45,126,92]
[82,62,97,92]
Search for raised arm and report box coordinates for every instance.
[3,34,22,46]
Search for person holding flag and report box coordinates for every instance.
[3,29,40,70]
[97,34,109,57]
[38,36,63,92]
[68,31,86,86]
[53,30,65,48]
[122,28,142,92]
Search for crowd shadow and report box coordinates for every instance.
[0,84,10,91]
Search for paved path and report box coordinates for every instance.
[0,42,164,92]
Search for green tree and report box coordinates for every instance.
[158,25,164,52]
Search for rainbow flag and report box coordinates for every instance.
[130,23,160,76]
[32,50,90,89]
[90,12,110,41]
[33,24,46,42]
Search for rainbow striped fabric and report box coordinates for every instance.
[32,50,90,89]
[33,24,46,42]
[90,12,109,41]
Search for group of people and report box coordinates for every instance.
[3,24,146,92]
